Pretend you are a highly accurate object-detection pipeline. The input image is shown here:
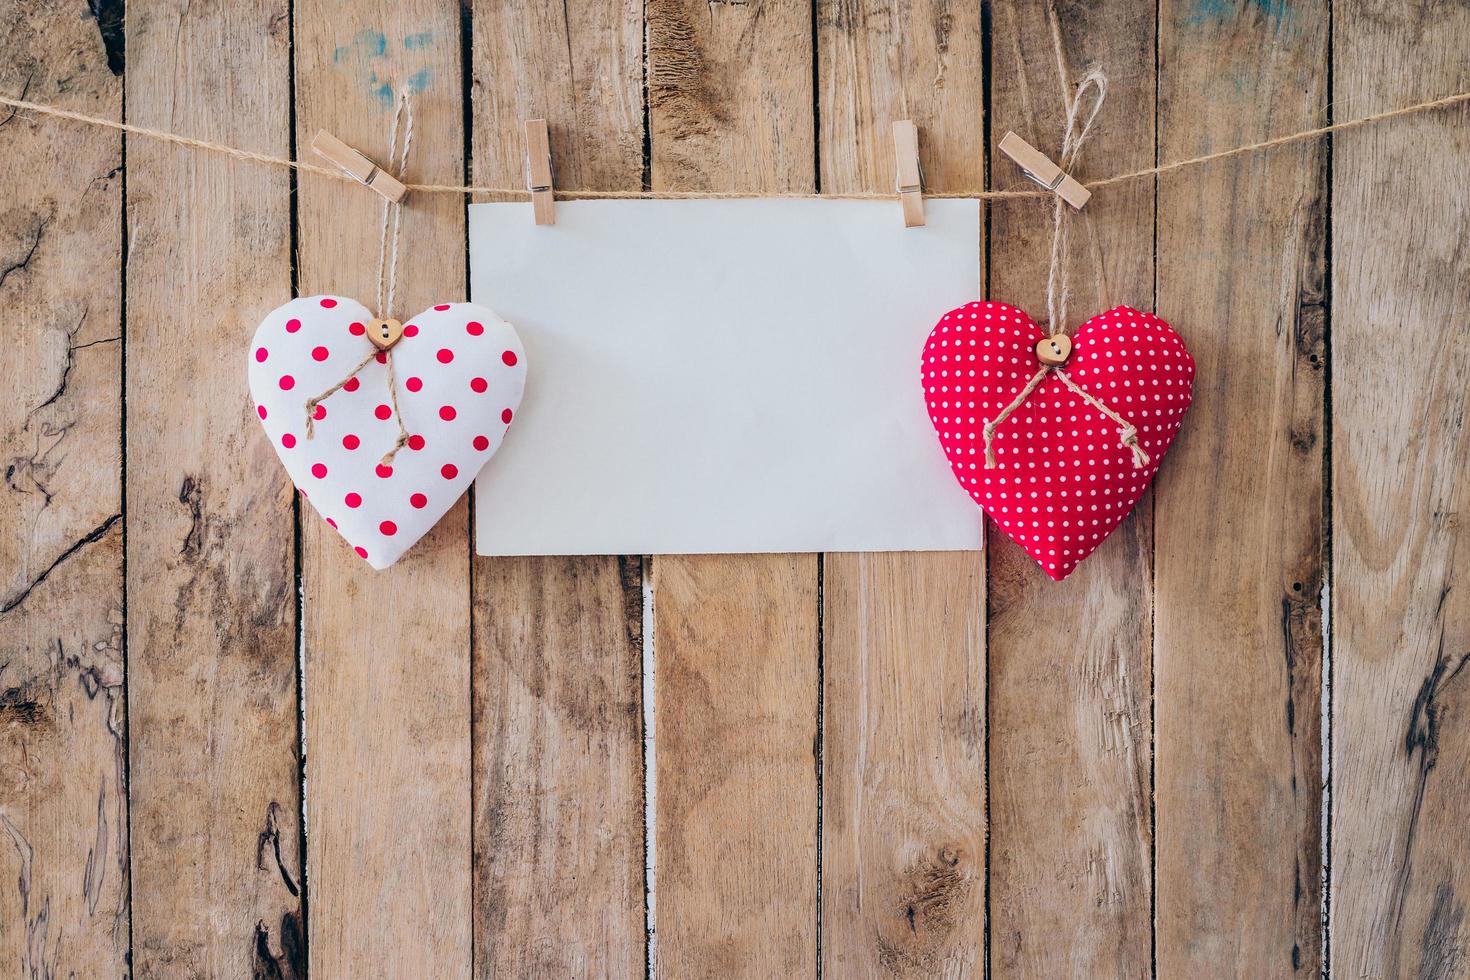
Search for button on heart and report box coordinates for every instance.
[248,295,527,569]
[921,301,1194,581]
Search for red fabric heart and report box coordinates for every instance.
[922,302,1194,581]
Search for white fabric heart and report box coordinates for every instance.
[248,295,526,569]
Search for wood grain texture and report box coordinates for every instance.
[646,3,819,976]
[816,3,986,976]
[468,4,646,974]
[651,554,818,978]
[124,2,304,976]
[1331,2,1470,976]
[471,557,645,977]
[293,4,472,975]
[985,4,1156,976]
[1154,2,1329,975]
[0,8,126,976]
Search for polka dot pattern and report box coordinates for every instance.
[248,295,527,569]
[922,301,1194,581]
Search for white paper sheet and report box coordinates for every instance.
[470,198,983,556]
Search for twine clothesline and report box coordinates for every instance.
[1,88,1467,201]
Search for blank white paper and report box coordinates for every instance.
[470,198,983,556]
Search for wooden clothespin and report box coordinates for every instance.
[524,119,555,225]
[998,131,1091,210]
[892,120,924,227]
[310,130,407,203]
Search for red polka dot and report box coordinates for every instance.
[344,377,361,393]
[501,350,518,366]
[376,463,393,479]
[379,520,397,536]
[441,463,458,480]
[255,347,269,362]
[501,408,513,424]
[282,433,297,448]
[439,405,457,421]
[320,298,337,308]
[434,304,451,311]
[403,324,419,338]
[410,493,427,509]
[286,318,301,333]
[342,434,360,450]
[326,517,337,529]
[473,435,489,451]
[375,404,392,420]
[345,492,362,508]
[470,377,488,393]
[257,405,267,419]
[311,463,327,479]
[466,321,484,336]
[279,375,295,390]
[437,348,455,364]
[312,346,330,361]
[407,434,425,451]
[354,546,368,559]
[349,321,366,336]
[375,351,387,364]
[313,404,327,421]
[406,376,423,392]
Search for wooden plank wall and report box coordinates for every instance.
[1156,0,1328,974]
[3,1,1468,978]
[0,4,127,977]
[988,4,1156,975]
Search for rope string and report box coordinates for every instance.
[2,88,1467,199]
[1045,67,1107,335]
[302,92,414,465]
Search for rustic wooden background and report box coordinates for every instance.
[3,0,1467,976]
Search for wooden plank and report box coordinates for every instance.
[293,7,472,976]
[1330,2,1470,976]
[0,6,126,976]
[815,3,986,976]
[124,1,303,975]
[468,4,646,973]
[645,4,818,975]
[985,4,1156,976]
[650,555,818,977]
[1154,0,1329,974]
[471,558,645,976]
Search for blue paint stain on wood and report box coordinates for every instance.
[1188,0,1293,29]
[333,29,388,63]
[328,29,435,107]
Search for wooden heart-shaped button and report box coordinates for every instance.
[367,317,404,350]
[1035,333,1072,366]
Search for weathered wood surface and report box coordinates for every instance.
[986,3,1156,976]
[124,2,304,976]
[1331,2,1470,977]
[646,2,820,978]
[468,2,647,976]
[294,3,472,976]
[816,2,986,976]
[1155,0,1329,975]
[6,2,1470,978]
[0,5,126,978]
